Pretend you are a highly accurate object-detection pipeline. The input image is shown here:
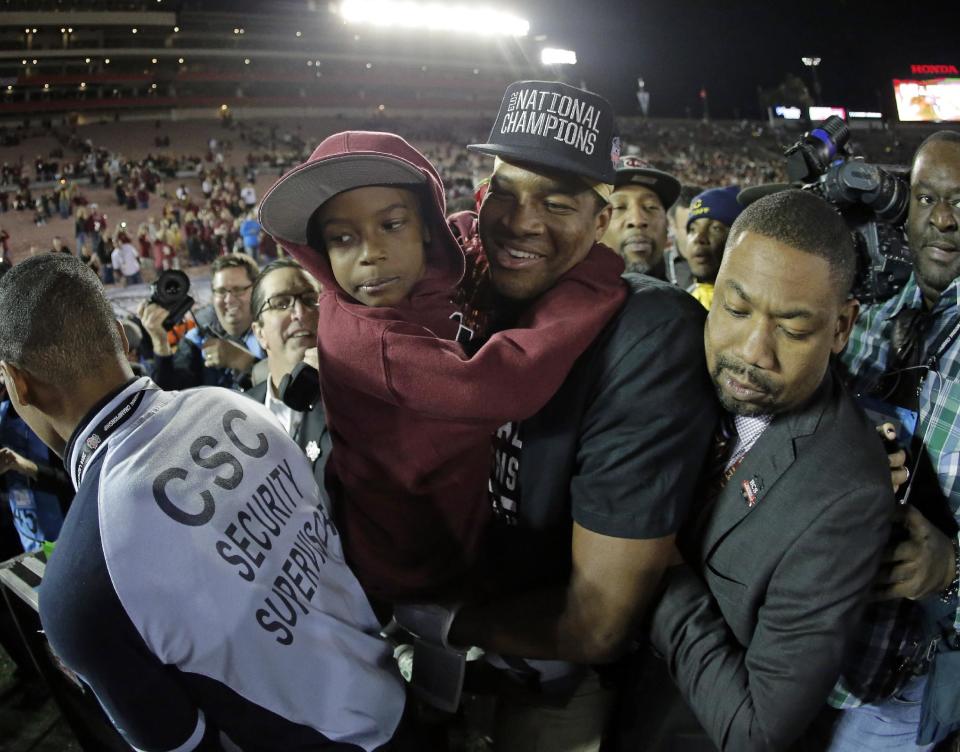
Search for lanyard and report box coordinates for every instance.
[924,316,960,375]
[73,388,147,488]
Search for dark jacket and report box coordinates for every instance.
[644,369,896,752]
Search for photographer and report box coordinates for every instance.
[823,131,960,749]
[140,253,264,392]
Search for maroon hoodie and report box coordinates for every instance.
[268,131,627,602]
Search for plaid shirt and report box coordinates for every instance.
[829,274,960,708]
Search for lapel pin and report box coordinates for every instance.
[305,441,321,462]
[742,475,763,507]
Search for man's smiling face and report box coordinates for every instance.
[908,139,960,308]
[479,160,611,300]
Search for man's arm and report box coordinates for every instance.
[152,334,205,390]
[650,486,891,752]
[39,497,223,750]
[451,292,718,662]
[452,525,674,663]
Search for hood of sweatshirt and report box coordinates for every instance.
[259,131,464,322]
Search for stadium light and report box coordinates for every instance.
[541,48,577,66]
[801,56,823,104]
[338,1,530,37]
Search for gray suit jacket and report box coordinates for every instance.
[648,368,896,752]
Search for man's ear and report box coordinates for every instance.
[252,320,268,353]
[114,319,130,354]
[0,361,33,410]
[594,202,613,242]
[832,297,861,354]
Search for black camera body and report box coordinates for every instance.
[149,269,195,331]
[784,116,913,304]
[279,362,320,412]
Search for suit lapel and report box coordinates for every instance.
[294,405,327,467]
[700,372,834,559]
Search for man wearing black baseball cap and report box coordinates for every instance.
[396,80,718,751]
[601,156,681,280]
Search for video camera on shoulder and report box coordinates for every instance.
[149,269,194,331]
[783,116,912,304]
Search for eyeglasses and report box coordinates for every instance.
[256,290,320,318]
[212,283,253,299]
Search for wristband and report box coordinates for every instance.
[940,533,960,604]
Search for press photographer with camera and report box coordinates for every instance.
[139,253,265,392]
[822,131,960,750]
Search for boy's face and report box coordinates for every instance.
[316,186,429,307]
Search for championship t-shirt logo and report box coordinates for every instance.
[489,421,522,525]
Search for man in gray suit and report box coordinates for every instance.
[244,259,329,486]
[638,189,897,751]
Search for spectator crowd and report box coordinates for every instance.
[1,87,960,752]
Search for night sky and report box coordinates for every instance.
[516,0,960,118]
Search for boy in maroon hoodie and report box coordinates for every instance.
[259,130,626,607]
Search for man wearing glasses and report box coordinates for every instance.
[141,253,265,391]
[245,259,329,484]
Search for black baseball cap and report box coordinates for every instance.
[468,80,620,184]
[613,156,681,208]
